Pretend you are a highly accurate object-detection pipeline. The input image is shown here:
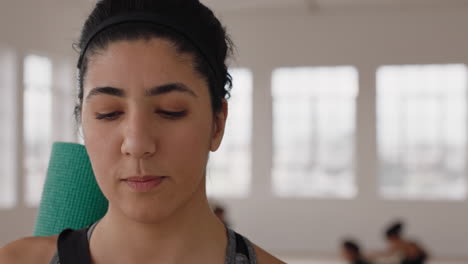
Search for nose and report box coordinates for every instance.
[121,111,156,159]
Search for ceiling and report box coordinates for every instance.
[75,0,468,15]
[199,0,468,13]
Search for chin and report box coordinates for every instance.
[126,208,173,224]
[109,178,205,224]
[119,198,177,224]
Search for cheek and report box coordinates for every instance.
[162,115,213,176]
[81,115,122,195]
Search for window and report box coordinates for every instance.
[23,55,53,207]
[206,68,253,198]
[52,60,78,143]
[377,64,467,200]
[0,49,16,209]
[272,66,358,198]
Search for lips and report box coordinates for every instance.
[122,175,167,192]
[124,175,165,182]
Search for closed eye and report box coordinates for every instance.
[94,110,187,121]
[95,111,123,121]
[157,110,187,119]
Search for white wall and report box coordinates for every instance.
[216,6,468,258]
[0,1,467,259]
[0,0,86,246]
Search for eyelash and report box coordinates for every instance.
[95,111,123,121]
[95,110,187,121]
[159,110,187,119]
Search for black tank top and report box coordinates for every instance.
[50,222,257,264]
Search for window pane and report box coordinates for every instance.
[377,64,467,200]
[24,55,52,207]
[206,68,252,197]
[272,66,358,198]
[0,49,16,209]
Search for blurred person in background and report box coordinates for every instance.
[213,204,230,228]
[400,240,428,264]
[369,220,429,264]
[341,239,373,264]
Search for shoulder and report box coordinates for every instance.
[253,244,286,264]
[0,235,58,264]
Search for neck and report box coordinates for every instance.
[90,184,227,264]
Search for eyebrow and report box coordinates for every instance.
[85,83,197,101]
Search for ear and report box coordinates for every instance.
[210,99,228,152]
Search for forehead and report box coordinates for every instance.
[84,38,207,96]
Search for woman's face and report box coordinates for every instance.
[81,38,226,223]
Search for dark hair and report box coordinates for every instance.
[342,240,362,256]
[385,220,404,239]
[74,0,234,122]
[213,205,225,214]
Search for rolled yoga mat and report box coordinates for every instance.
[33,142,108,236]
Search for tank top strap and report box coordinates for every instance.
[226,228,258,264]
[57,226,93,264]
[51,223,256,264]
[49,223,96,264]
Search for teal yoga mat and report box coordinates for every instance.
[33,142,108,236]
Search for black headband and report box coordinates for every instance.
[77,12,222,88]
